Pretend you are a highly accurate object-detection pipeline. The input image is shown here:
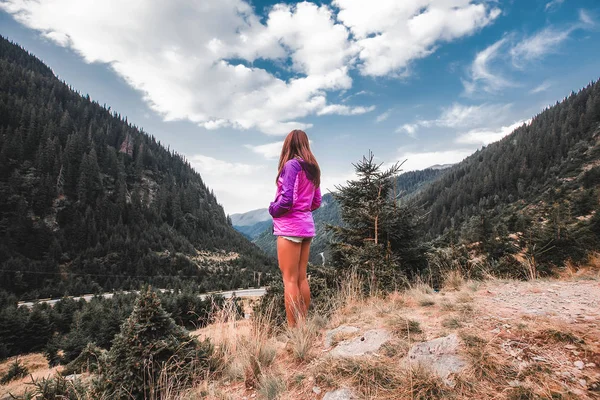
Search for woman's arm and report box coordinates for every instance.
[311,186,322,211]
[269,160,302,218]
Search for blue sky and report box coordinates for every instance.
[1,0,599,214]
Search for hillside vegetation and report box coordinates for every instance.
[421,85,600,240]
[4,268,599,399]
[0,35,275,300]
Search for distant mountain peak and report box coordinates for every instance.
[428,163,454,170]
[230,208,271,226]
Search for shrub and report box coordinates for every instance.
[101,287,213,399]
[0,357,28,384]
[254,264,340,328]
[61,342,106,376]
[22,374,86,400]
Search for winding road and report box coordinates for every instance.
[17,287,268,308]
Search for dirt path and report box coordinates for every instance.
[476,279,600,325]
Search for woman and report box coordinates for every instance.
[268,130,322,327]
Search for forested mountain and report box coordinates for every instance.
[252,168,444,264]
[0,36,275,300]
[418,80,600,269]
[235,219,272,240]
[231,208,272,240]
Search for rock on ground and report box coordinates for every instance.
[406,333,467,385]
[330,329,391,358]
[323,388,358,400]
[325,325,360,348]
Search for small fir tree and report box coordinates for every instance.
[103,287,212,399]
[328,152,426,292]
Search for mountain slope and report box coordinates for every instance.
[414,81,600,276]
[230,208,271,227]
[0,36,275,299]
[235,219,272,240]
[419,82,600,238]
[231,208,272,240]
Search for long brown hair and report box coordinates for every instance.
[277,130,320,187]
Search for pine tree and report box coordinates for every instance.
[23,306,52,352]
[328,152,426,292]
[103,287,212,399]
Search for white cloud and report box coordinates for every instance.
[437,103,513,128]
[334,0,501,77]
[398,149,473,172]
[579,9,595,27]
[317,104,376,116]
[397,118,529,173]
[245,141,283,160]
[464,12,594,95]
[320,169,357,193]
[510,27,572,69]
[463,38,514,94]
[529,81,552,94]
[397,123,419,138]
[545,0,564,12]
[188,154,263,176]
[0,0,369,135]
[398,102,513,134]
[375,109,393,123]
[342,90,371,103]
[456,120,528,146]
[1,0,506,135]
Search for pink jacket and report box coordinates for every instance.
[268,158,322,237]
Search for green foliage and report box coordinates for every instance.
[254,264,340,327]
[0,287,229,365]
[16,374,86,400]
[328,152,427,292]
[61,343,107,376]
[0,357,28,384]
[102,287,212,399]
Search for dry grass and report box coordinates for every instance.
[189,269,600,399]
[442,317,463,329]
[329,330,360,348]
[0,353,48,377]
[443,270,465,291]
[314,356,403,398]
[386,314,423,339]
[558,252,600,280]
[405,281,436,307]
[284,318,320,363]
[314,356,454,400]
[0,354,64,399]
[257,371,286,400]
[11,271,594,400]
[455,291,474,304]
[190,297,282,395]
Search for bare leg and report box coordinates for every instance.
[277,237,302,327]
[297,239,312,321]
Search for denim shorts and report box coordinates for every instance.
[280,236,311,243]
